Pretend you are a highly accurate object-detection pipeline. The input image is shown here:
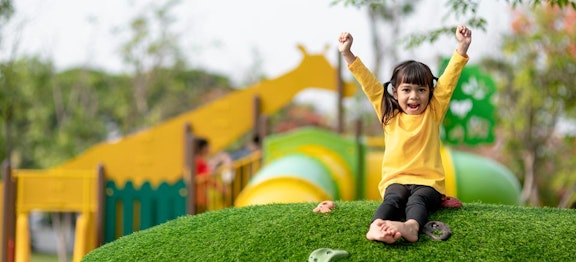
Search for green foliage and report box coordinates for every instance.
[0,0,13,24]
[332,0,576,47]
[333,0,576,9]
[82,201,576,261]
[0,0,235,169]
[114,0,235,132]
[0,55,232,168]
[480,6,576,206]
[0,56,63,168]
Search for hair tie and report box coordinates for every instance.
[384,81,394,96]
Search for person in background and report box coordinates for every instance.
[193,137,231,213]
[228,135,262,160]
[194,137,232,174]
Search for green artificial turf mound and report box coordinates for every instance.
[82,201,576,261]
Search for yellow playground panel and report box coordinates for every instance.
[12,169,102,262]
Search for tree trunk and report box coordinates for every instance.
[520,150,540,206]
[134,74,149,115]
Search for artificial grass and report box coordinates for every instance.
[82,201,576,261]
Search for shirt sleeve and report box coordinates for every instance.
[348,57,384,122]
[431,51,470,121]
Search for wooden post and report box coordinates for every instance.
[252,95,262,138]
[3,98,14,262]
[184,124,196,215]
[257,115,269,143]
[2,161,16,262]
[96,164,105,247]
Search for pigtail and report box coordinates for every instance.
[428,76,439,101]
[381,81,400,125]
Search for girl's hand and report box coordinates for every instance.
[456,25,472,45]
[338,32,353,54]
[338,32,356,65]
[455,25,472,56]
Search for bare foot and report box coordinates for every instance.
[386,219,420,242]
[366,219,401,244]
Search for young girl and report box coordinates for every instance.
[338,25,472,243]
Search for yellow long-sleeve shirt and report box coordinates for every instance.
[348,51,469,197]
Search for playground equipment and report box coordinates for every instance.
[47,45,356,189]
[1,44,522,262]
[13,168,103,262]
[235,128,365,206]
[235,127,521,207]
[1,45,357,261]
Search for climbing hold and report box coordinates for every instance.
[313,200,336,213]
[308,248,349,262]
[423,221,452,241]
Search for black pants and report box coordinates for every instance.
[372,184,442,229]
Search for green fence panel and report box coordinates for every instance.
[104,179,187,243]
[121,182,136,236]
[139,182,154,230]
[104,180,119,243]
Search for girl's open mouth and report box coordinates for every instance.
[407,104,420,112]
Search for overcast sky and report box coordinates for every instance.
[4,0,512,82]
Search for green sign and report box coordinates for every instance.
[439,58,496,146]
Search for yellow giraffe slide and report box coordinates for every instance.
[54,45,356,187]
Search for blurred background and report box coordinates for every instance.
[1,1,575,261]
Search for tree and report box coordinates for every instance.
[333,0,575,47]
[0,0,13,26]
[0,55,21,164]
[116,0,233,134]
[118,0,184,130]
[360,1,419,78]
[481,5,576,206]
[0,0,15,163]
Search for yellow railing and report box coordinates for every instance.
[203,150,262,212]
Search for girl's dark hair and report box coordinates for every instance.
[381,60,438,125]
